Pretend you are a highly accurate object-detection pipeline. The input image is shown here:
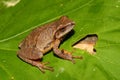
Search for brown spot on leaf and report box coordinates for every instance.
[73,34,98,55]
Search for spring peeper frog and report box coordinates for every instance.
[17,16,82,72]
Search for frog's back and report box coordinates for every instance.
[19,22,57,52]
[36,23,56,52]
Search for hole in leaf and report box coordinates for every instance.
[73,34,98,55]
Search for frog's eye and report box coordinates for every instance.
[59,28,66,32]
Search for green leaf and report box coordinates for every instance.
[0,0,120,80]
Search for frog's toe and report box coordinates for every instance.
[43,66,54,72]
[72,56,83,59]
[70,56,83,64]
[69,59,76,64]
[42,62,50,65]
[38,66,46,73]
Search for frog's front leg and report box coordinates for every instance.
[53,39,82,63]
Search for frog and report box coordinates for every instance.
[17,16,82,73]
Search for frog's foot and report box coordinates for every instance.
[35,62,54,73]
[61,49,83,63]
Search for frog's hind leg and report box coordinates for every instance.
[17,48,54,73]
[18,54,54,73]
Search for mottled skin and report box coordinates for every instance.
[17,16,82,72]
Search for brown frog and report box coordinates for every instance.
[17,16,82,73]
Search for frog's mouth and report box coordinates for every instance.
[55,22,75,39]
